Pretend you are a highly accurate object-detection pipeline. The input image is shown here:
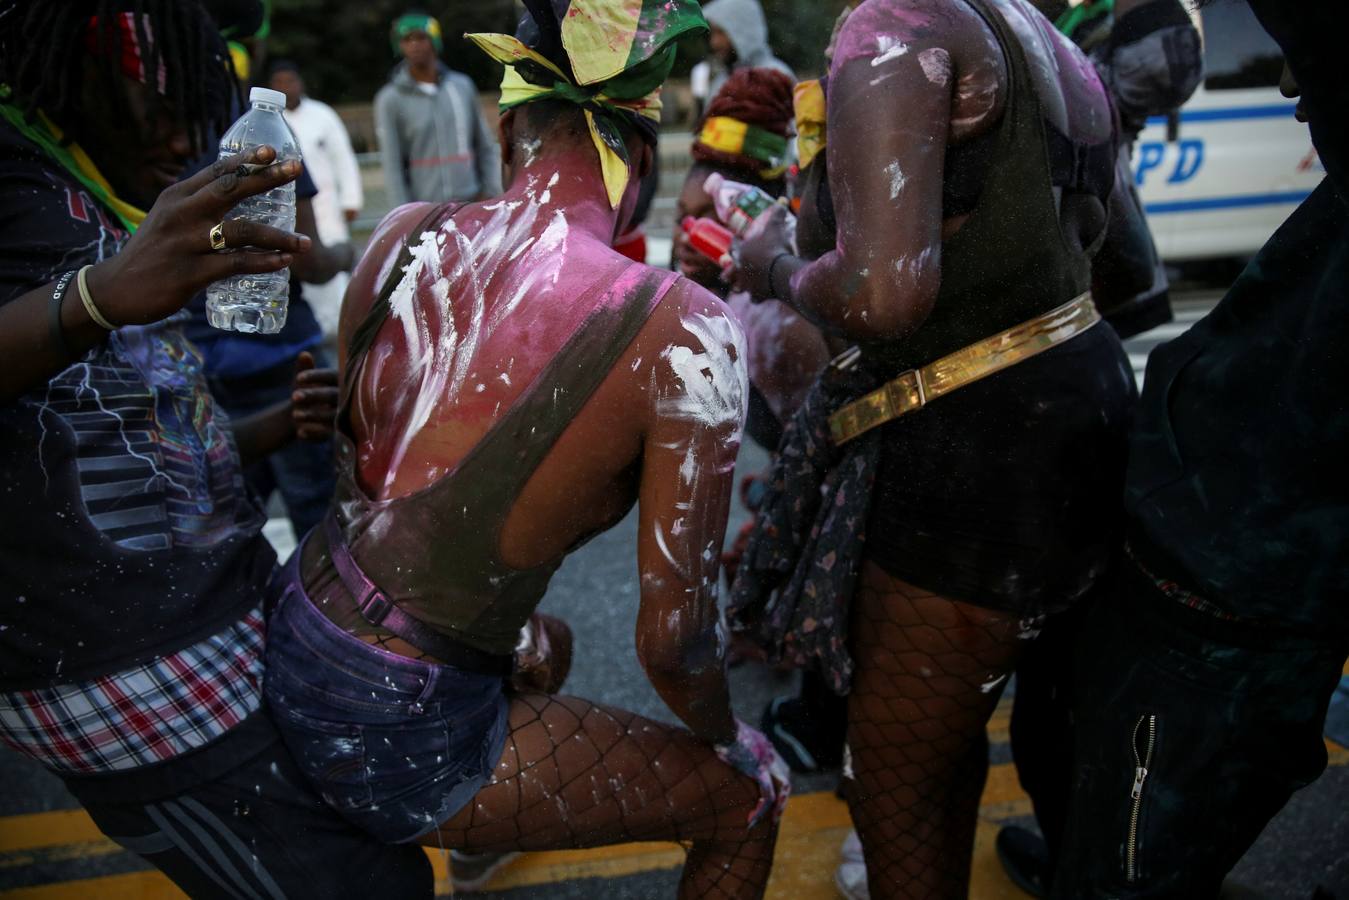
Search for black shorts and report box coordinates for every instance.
[67,722,433,899]
[866,325,1136,618]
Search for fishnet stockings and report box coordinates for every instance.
[845,561,1026,899]
[427,693,778,899]
[368,633,434,661]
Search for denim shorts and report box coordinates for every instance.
[263,555,509,844]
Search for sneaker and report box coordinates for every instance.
[994,826,1050,898]
[835,859,871,900]
[761,695,844,773]
[840,828,863,864]
[449,849,522,893]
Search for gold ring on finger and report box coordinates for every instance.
[209,221,227,252]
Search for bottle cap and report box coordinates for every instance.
[681,216,696,232]
[702,171,725,195]
[249,86,287,107]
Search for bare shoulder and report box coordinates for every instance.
[831,0,992,65]
[830,0,1007,141]
[644,276,743,359]
[340,202,434,341]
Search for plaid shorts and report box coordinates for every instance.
[0,607,265,774]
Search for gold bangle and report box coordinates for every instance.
[76,265,116,331]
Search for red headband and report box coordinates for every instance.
[84,13,168,94]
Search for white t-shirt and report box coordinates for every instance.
[282,97,364,245]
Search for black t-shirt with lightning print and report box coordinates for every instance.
[0,117,275,690]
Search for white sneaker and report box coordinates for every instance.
[449,849,522,892]
[835,859,871,900]
[840,828,864,864]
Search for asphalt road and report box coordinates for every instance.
[3,284,1347,899]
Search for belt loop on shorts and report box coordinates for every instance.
[408,667,439,716]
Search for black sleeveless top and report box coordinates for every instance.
[303,204,679,655]
[861,0,1135,617]
[862,0,1113,373]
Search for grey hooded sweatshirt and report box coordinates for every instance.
[702,0,795,99]
[374,62,503,206]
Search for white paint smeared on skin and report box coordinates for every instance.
[679,444,698,483]
[381,197,572,484]
[892,247,934,284]
[520,137,542,168]
[952,75,999,130]
[653,521,691,579]
[884,161,907,200]
[661,314,749,432]
[384,229,454,481]
[917,48,952,86]
[872,35,909,66]
[538,171,560,205]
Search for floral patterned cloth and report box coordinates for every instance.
[727,361,880,696]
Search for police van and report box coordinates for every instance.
[1133,0,1323,261]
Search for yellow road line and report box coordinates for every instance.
[2,729,1344,898]
[0,781,1017,899]
[0,809,105,854]
[0,840,124,872]
[0,871,187,900]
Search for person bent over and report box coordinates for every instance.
[263,3,787,898]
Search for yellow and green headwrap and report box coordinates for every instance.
[697,117,790,179]
[392,13,444,56]
[467,0,707,208]
[793,79,827,172]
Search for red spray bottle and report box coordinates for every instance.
[681,216,735,266]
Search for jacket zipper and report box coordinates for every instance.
[1125,713,1157,883]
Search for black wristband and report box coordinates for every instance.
[49,270,76,360]
[767,252,793,299]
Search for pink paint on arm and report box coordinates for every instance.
[828,0,936,69]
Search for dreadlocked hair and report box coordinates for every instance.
[0,0,239,155]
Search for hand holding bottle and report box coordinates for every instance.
[84,145,307,329]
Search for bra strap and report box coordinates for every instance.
[322,512,513,676]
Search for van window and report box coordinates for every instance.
[1201,0,1283,91]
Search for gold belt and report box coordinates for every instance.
[828,292,1100,445]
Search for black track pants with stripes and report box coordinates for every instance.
[77,740,433,899]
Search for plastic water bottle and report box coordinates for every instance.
[205,87,300,334]
[703,172,780,236]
